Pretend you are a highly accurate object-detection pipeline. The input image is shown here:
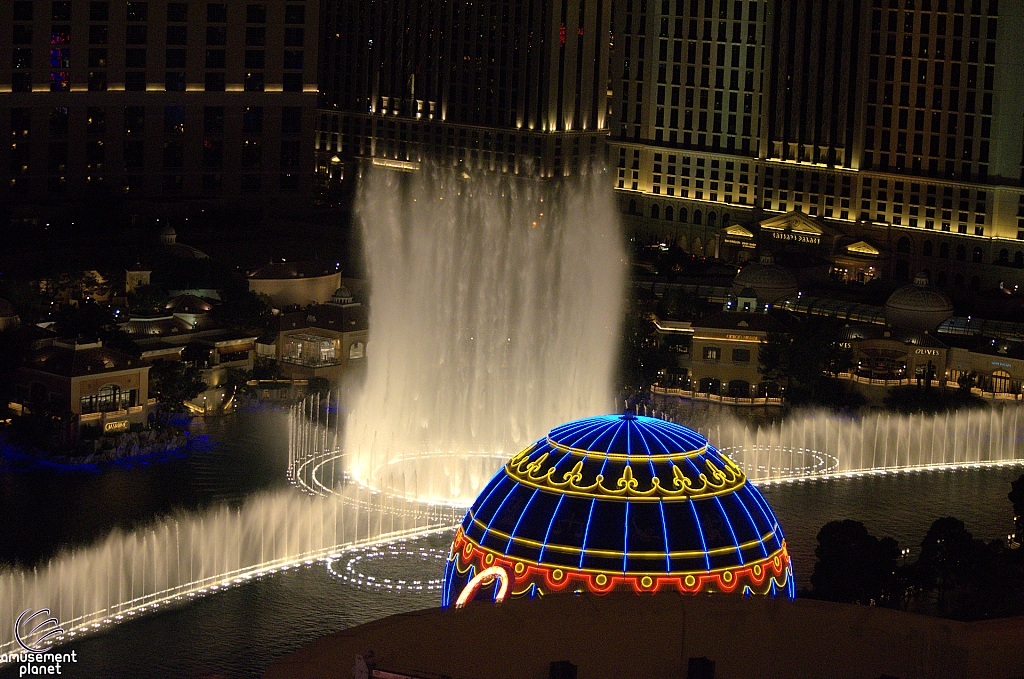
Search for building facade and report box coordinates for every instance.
[611,0,1024,293]
[0,0,320,207]
[316,0,612,183]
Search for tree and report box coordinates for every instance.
[127,284,167,314]
[809,520,899,605]
[149,361,207,418]
[759,317,852,405]
[915,517,982,615]
[214,289,272,330]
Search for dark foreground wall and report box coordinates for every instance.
[264,593,1024,679]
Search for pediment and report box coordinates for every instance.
[724,224,755,238]
[759,210,839,237]
[846,240,881,256]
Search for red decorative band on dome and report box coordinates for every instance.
[447,527,793,598]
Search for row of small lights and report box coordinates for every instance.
[326,541,446,593]
[756,459,1024,487]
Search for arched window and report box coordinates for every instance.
[96,384,121,412]
[628,199,637,214]
[939,242,950,258]
[679,207,688,222]
[1016,251,1024,267]
[651,204,660,219]
[348,342,365,360]
[972,247,983,263]
[999,249,1009,263]
[665,205,674,221]
[722,213,731,225]
[693,209,703,225]
[707,212,718,227]
[922,240,933,257]
[969,275,981,292]
[956,244,966,261]
[897,237,911,254]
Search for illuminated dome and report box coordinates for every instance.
[885,273,954,331]
[732,254,798,302]
[442,414,794,607]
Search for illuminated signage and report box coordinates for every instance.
[914,349,941,356]
[772,232,820,245]
[104,420,130,433]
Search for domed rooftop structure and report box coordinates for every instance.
[159,224,177,244]
[330,286,354,305]
[885,273,954,332]
[732,253,798,303]
[442,414,794,607]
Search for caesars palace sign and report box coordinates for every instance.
[771,231,820,245]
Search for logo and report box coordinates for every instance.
[15,609,63,653]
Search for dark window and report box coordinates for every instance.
[125,48,147,68]
[88,48,107,67]
[164,106,185,134]
[283,50,303,69]
[88,71,108,90]
[280,140,300,168]
[203,139,223,167]
[204,72,225,91]
[284,5,305,24]
[126,25,148,45]
[280,173,299,192]
[47,141,68,171]
[163,140,184,169]
[246,4,266,23]
[202,174,222,195]
[125,71,146,90]
[283,73,302,92]
[281,107,301,134]
[165,72,185,91]
[167,3,187,21]
[241,174,262,193]
[88,25,107,44]
[245,72,265,91]
[126,2,148,21]
[206,26,227,45]
[163,174,183,193]
[241,141,262,168]
[48,107,69,135]
[204,107,224,134]
[166,26,187,45]
[284,27,304,46]
[86,140,105,167]
[166,49,186,68]
[246,27,266,46]
[13,26,33,45]
[11,108,31,134]
[245,50,265,69]
[90,2,109,21]
[87,107,106,134]
[242,107,263,134]
[207,3,227,22]
[12,48,32,70]
[11,73,32,92]
[123,140,146,170]
[52,1,72,21]
[124,106,145,133]
[13,2,33,21]
[731,348,751,363]
[205,49,225,69]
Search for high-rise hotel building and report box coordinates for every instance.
[612,0,1024,291]
[316,0,612,182]
[0,0,320,207]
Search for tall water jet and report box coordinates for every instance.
[344,166,625,505]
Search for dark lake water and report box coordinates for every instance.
[1,408,1021,679]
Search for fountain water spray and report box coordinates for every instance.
[342,166,626,505]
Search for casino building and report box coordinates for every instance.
[443,413,794,607]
